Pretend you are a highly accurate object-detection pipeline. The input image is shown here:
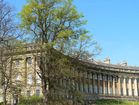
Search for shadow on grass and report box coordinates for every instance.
[95,99,125,105]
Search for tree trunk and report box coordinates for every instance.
[42,78,48,105]
[3,88,7,105]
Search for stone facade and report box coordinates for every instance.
[0,45,139,103]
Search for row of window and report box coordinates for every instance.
[79,72,118,82]
[15,73,41,84]
[15,57,32,66]
[27,89,41,96]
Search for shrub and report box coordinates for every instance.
[18,95,43,105]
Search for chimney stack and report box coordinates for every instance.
[121,61,127,66]
[104,57,110,64]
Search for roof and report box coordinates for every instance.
[81,59,139,74]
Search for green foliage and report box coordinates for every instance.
[18,95,83,105]
[72,91,85,104]
[18,96,43,105]
[19,0,101,59]
[96,99,139,105]
[0,102,3,105]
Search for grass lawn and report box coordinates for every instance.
[95,99,139,105]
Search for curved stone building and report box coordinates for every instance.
[0,44,139,104]
[79,58,139,101]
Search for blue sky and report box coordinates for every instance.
[6,0,139,66]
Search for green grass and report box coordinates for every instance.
[96,99,139,105]
[18,97,139,105]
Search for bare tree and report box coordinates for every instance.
[0,0,22,105]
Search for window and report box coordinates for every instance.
[126,78,129,84]
[108,76,112,81]
[84,83,88,93]
[84,72,88,78]
[36,89,40,96]
[27,74,33,84]
[15,60,20,66]
[88,73,92,79]
[110,82,113,87]
[115,82,118,96]
[131,78,135,84]
[94,74,97,80]
[120,78,124,87]
[138,89,139,96]
[27,57,32,64]
[105,81,108,95]
[120,78,124,83]
[105,85,108,95]
[115,88,118,96]
[110,82,113,95]
[27,90,31,96]
[94,80,98,94]
[80,81,84,92]
[94,85,98,94]
[98,74,102,80]
[89,82,93,93]
[99,80,103,94]
[115,77,118,83]
[132,89,134,96]
[16,74,21,81]
[103,75,107,81]
[121,88,123,96]
[126,89,129,96]
[110,87,112,95]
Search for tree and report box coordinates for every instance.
[19,0,101,105]
[0,0,23,105]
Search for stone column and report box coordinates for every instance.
[87,72,90,93]
[137,79,139,96]
[33,55,36,86]
[82,72,85,93]
[88,72,93,94]
[102,75,105,95]
[94,73,98,94]
[84,72,88,93]
[128,78,132,96]
[117,77,121,96]
[97,74,100,94]
[92,73,94,94]
[123,78,126,96]
[134,78,138,96]
[24,57,27,86]
[113,77,115,96]
[107,75,110,95]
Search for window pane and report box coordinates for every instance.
[27,90,31,96]
[36,89,40,96]
[27,57,32,64]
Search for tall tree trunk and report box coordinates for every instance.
[42,78,48,105]
[3,87,7,105]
